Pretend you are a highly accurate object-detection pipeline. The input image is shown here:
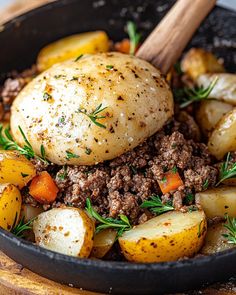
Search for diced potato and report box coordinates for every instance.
[20,204,44,222]
[91,229,116,258]
[33,208,95,257]
[208,108,236,160]
[37,31,109,71]
[0,151,36,189]
[197,74,236,105]
[118,210,206,263]
[195,100,233,137]
[0,183,22,231]
[181,48,225,80]
[196,186,236,218]
[201,222,235,255]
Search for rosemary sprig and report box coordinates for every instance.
[85,198,131,238]
[216,152,236,186]
[77,104,107,129]
[176,76,218,108]
[66,151,80,160]
[11,216,34,238]
[140,195,174,215]
[222,215,236,245]
[0,124,48,163]
[127,21,141,55]
[75,54,83,62]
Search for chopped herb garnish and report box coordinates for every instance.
[11,214,34,238]
[202,179,209,190]
[140,195,174,215]
[216,152,236,186]
[86,198,131,238]
[172,166,177,174]
[21,173,29,178]
[77,103,107,129]
[184,193,194,205]
[58,165,68,180]
[85,147,92,155]
[161,176,167,183]
[0,124,48,163]
[43,92,52,101]
[222,215,236,245]
[66,151,80,160]
[188,205,198,212]
[126,21,141,55]
[198,220,204,238]
[129,165,137,175]
[175,76,218,108]
[106,65,114,70]
[75,54,83,62]
[174,62,183,75]
[58,115,66,125]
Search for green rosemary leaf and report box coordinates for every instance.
[140,195,174,215]
[176,76,218,108]
[126,21,141,55]
[85,198,131,238]
[216,152,236,186]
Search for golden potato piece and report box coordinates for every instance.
[0,151,36,189]
[181,48,224,80]
[33,208,95,257]
[119,210,206,263]
[197,74,236,105]
[196,100,233,137]
[37,31,109,71]
[91,229,116,258]
[196,186,236,218]
[0,183,22,231]
[201,222,235,255]
[208,108,236,159]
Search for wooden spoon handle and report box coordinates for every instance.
[136,0,216,74]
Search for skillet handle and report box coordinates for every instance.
[136,0,216,74]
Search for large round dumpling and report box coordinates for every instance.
[11,52,173,165]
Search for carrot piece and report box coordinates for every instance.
[115,39,131,54]
[29,171,59,204]
[158,170,184,194]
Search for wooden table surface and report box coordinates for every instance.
[0,1,236,294]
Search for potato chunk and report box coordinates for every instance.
[11,53,173,165]
[196,186,236,218]
[0,151,36,189]
[196,100,233,137]
[91,229,116,258]
[37,31,109,71]
[201,222,235,255]
[33,208,94,257]
[181,48,224,80]
[0,184,22,231]
[208,108,236,159]
[119,210,206,263]
[197,74,236,105]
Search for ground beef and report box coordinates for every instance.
[52,120,218,224]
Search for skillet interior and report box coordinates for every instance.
[0,0,236,294]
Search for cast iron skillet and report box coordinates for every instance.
[0,1,236,294]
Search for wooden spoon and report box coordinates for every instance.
[136,0,216,74]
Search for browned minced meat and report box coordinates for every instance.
[0,66,37,120]
[51,119,218,224]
